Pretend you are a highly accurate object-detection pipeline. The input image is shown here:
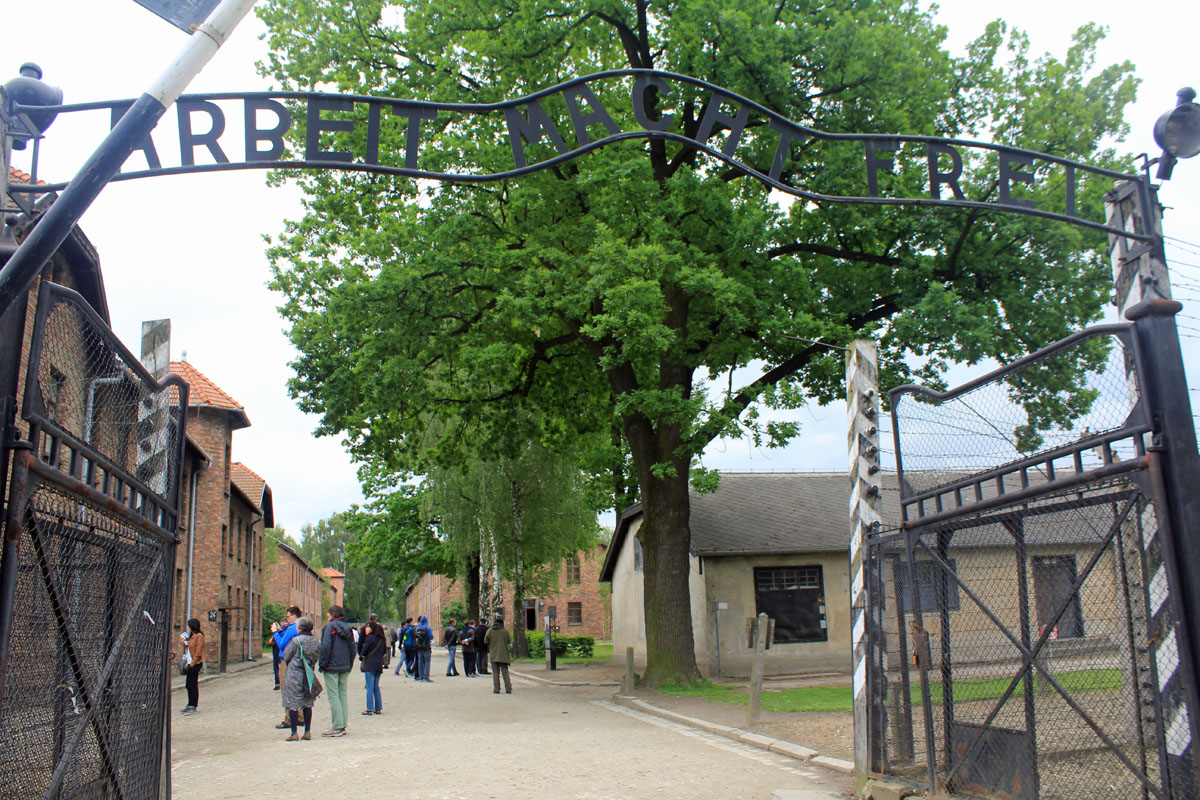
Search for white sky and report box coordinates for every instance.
[5,0,1199,536]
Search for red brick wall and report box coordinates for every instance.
[263,544,323,624]
[405,545,611,640]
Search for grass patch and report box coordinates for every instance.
[659,681,852,713]
[514,643,613,664]
[657,667,1122,714]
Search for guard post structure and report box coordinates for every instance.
[847,338,883,793]
[1106,180,1200,796]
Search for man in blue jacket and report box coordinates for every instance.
[415,615,435,682]
[319,605,356,737]
[271,606,301,728]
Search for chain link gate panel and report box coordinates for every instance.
[0,282,188,799]
[863,322,1199,799]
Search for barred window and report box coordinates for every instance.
[567,602,582,625]
[754,566,827,644]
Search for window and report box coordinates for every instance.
[899,560,961,614]
[633,536,643,570]
[567,602,583,626]
[43,367,67,420]
[565,556,581,585]
[754,566,827,644]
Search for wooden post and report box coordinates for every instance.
[848,339,883,793]
[747,612,768,727]
[624,646,635,693]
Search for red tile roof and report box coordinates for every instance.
[231,462,266,506]
[170,360,251,429]
[320,567,345,579]
[8,166,39,184]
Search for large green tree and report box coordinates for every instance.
[298,514,403,621]
[259,0,1137,683]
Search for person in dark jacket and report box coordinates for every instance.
[396,618,415,677]
[474,617,490,675]
[485,617,513,694]
[443,618,460,676]
[359,621,387,714]
[318,605,356,737]
[459,620,476,677]
[414,615,434,682]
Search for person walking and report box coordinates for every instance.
[474,617,490,675]
[443,618,460,677]
[318,605,356,737]
[459,620,476,677]
[180,618,205,715]
[485,617,513,694]
[396,618,414,677]
[280,615,321,741]
[272,606,302,729]
[414,615,434,682]
[359,620,387,714]
[388,625,398,660]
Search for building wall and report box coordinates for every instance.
[262,543,323,623]
[611,517,647,666]
[703,551,852,676]
[404,573,455,632]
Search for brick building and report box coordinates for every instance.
[264,541,324,622]
[320,567,345,610]
[405,545,610,639]
[170,360,276,670]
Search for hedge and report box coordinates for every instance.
[526,631,595,658]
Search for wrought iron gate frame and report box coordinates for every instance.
[0,280,189,799]
[869,320,1200,798]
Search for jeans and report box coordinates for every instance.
[463,649,476,676]
[400,645,415,675]
[364,670,382,711]
[185,662,202,707]
[417,649,431,680]
[476,649,489,674]
[446,645,458,675]
[492,662,511,693]
[325,670,350,730]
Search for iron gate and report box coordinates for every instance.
[0,281,187,799]
[864,321,1200,799]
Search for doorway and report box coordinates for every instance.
[1032,555,1083,639]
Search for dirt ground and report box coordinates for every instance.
[169,659,857,800]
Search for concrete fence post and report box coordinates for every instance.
[747,612,768,727]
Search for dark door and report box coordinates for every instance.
[1032,556,1083,639]
[754,566,827,643]
[525,607,537,631]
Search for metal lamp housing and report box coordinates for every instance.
[2,63,63,150]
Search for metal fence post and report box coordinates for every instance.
[848,338,883,790]
[1107,178,1200,796]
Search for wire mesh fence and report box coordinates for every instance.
[0,282,186,799]
[866,323,1195,799]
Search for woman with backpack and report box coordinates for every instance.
[359,620,387,714]
[280,616,321,740]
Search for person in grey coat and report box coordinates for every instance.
[280,616,321,740]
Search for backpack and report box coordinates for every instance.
[413,626,430,648]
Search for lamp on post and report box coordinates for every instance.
[1,63,62,217]
[1153,87,1200,180]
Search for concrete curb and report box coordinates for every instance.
[509,668,621,687]
[612,695,853,776]
[170,658,273,693]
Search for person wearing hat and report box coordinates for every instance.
[484,617,513,694]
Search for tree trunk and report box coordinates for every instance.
[466,551,481,623]
[623,403,702,686]
[511,571,529,659]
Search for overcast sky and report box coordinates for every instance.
[6,0,1199,536]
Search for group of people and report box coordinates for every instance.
[265,605,515,740]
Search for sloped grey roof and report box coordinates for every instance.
[688,472,896,554]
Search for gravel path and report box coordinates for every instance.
[170,664,856,800]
